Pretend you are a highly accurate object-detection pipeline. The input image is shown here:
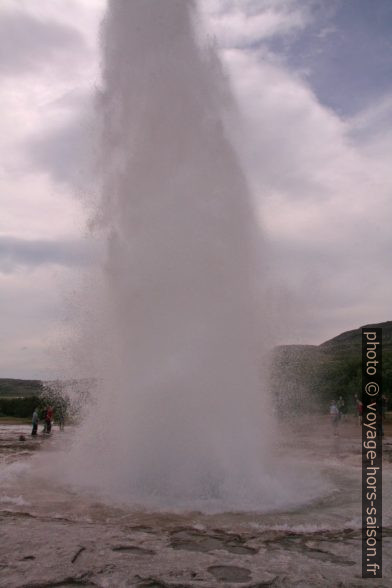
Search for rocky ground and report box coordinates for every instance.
[0,419,391,587]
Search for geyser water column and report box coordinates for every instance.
[70,0,275,508]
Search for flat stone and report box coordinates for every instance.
[208,564,251,583]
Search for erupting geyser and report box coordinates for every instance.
[67,0,277,509]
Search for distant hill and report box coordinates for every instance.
[0,378,43,398]
[1,321,391,417]
[320,320,392,354]
[0,379,43,419]
[271,321,392,414]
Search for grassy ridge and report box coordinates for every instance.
[0,379,44,418]
[271,320,392,414]
[0,378,43,398]
[0,396,40,418]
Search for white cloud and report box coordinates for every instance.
[0,9,88,77]
[0,235,95,273]
[200,0,313,47]
[0,0,391,376]
[0,172,85,240]
[0,1,103,377]
[0,266,75,379]
[0,0,105,53]
[218,47,392,343]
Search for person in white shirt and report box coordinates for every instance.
[330,401,340,436]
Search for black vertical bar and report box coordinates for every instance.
[362,327,382,578]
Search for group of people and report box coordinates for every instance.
[329,394,388,436]
[31,406,64,436]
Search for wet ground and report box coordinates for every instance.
[0,418,391,587]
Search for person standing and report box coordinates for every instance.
[45,406,53,434]
[357,397,363,425]
[31,408,39,436]
[330,400,340,435]
[337,396,346,420]
[58,407,65,431]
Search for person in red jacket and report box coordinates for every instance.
[45,406,53,434]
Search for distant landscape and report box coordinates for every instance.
[271,320,392,415]
[1,321,391,419]
[0,379,43,419]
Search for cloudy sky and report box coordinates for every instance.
[0,0,391,379]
